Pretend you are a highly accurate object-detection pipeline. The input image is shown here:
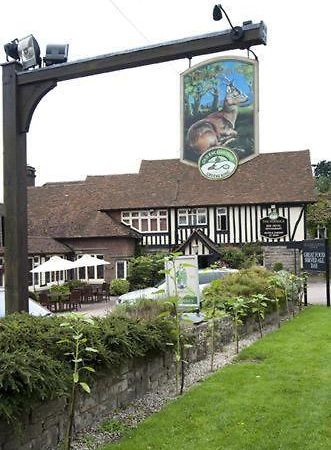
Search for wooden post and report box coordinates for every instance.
[2,62,29,313]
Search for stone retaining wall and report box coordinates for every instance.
[0,314,277,450]
[263,245,301,273]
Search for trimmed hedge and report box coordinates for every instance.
[0,313,175,422]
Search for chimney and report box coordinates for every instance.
[27,165,36,187]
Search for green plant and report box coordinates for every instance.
[99,418,128,434]
[50,283,70,295]
[272,262,284,272]
[0,313,175,424]
[203,266,276,312]
[226,296,249,354]
[57,314,98,450]
[203,301,226,372]
[249,294,269,338]
[162,253,194,395]
[66,280,87,291]
[109,279,130,296]
[127,254,165,290]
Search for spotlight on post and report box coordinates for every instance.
[17,35,42,69]
[43,44,69,66]
[4,39,19,62]
[212,4,244,41]
[4,35,41,69]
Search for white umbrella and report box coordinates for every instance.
[71,254,110,269]
[30,256,76,273]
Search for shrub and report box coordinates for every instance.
[66,279,87,291]
[109,279,130,296]
[217,242,263,269]
[272,262,284,272]
[0,313,175,423]
[49,284,70,295]
[202,266,281,314]
[114,298,172,321]
[127,254,165,290]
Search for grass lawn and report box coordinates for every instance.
[100,307,331,450]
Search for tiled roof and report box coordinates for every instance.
[94,150,316,210]
[27,150,316,247]
[27,182,139,240]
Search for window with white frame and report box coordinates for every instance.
[177,208,207,226]
[121,210,168,233]
[216,207,228,231]
[116,260,128,279]
[76,254,105,281]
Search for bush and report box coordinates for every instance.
[66,279,87,291]
[202,266,281,313]
[109,279,130,296]
[0,313,175,423]
[272,262,284,272]
[49,284,70,295]
[217,243,263,269]
[127,254,165,290]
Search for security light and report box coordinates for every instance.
[43,44,69,66]
[213,4,223,21]
[212,4,244,41]
[4,39,19,62]
[17,35,41,69]
[4,35,41,69]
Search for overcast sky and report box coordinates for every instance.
[0,0,329,196]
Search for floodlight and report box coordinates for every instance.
[212,4,244,41]
[213,5,223,21]
[4,39,19,62]
[17,35,41,69]
[43,44,69,66]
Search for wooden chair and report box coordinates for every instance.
[68,289,81,310]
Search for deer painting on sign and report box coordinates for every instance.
[186,77,248,157]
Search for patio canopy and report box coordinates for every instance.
[71,254,110,269]
[30,256,76,273]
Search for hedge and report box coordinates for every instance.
[0,313,175,422]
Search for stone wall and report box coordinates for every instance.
[263,245,301,273]
[0,314,275,450]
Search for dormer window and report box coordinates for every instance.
[121,210,168,233]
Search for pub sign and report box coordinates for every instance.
[260,216,288,239]
[302,240,326,272]
[180,56,259,168]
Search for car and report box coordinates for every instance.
[118,268,237,304]
[0,287,52,317]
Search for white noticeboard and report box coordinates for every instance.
[165,255,200,308]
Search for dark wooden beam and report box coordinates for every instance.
[17,22,266,85]
[2,62,29,314]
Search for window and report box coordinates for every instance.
[317,226,327,239]
[75,254,105,281]
[121,210,168,233]
[116,261,127,279]
[216,208,228,231]
[178,208,207,226]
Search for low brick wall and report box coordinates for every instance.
[0,314,276,450]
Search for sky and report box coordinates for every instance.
[0,0,330,198]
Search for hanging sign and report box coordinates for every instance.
[181,56,259,168]
[302,239,327,272]
[260,216,288,239]
[165,255,200,309]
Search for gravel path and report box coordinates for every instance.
[72,321,281,450]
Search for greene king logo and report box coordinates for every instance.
[198,147,239,180]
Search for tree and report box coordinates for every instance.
[314,160,331,179]
[307,197,331,238]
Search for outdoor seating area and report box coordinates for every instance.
[37,283,110,313]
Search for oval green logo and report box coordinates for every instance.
[198,147,239,180]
